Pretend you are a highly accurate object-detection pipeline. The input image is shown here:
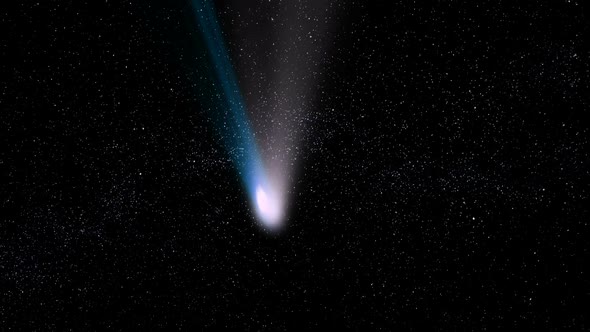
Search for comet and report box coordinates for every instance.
[192,0,285,228]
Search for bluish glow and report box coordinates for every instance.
[192,0,283,228]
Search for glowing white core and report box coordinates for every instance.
[255,185,282,227]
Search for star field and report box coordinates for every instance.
[2,0,589,329]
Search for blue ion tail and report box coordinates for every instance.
[191,0,284,228]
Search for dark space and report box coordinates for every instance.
[2,0,589,330]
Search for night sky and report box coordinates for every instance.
[2,0,590,330]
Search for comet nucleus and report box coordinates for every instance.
[255,184,283,228]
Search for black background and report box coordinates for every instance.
[2,0,589,330]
